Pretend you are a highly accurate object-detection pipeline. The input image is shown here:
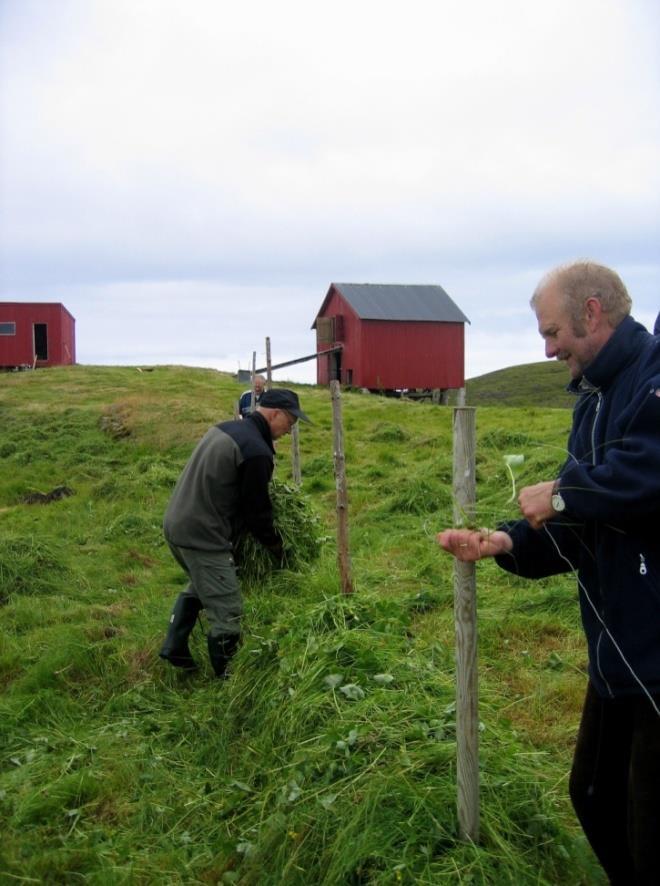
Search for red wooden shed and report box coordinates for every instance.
[0,302,76,369]
[312,283,469,391]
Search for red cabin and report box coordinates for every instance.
[312,283,469,391]
[0,302,76,369]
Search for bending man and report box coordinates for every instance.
[160,389,310,677]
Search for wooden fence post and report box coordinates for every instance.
[330,380,354,595]
[291,422,302,486]
[266,337,272,386]
[452,406,479,843]
[250,351,257,412]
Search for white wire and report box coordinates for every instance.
[542,525,660,718]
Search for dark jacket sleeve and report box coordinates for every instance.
[560,374,660,524]
[239,391,252,418]
[495,519,582,579]
[238,455,281,548]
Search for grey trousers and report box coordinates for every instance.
[167,542,242,637]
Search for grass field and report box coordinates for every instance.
[0,364,605,884]
[465,361,573,409]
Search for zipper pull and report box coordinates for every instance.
[639,554,648,576]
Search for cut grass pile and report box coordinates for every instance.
[234,481,325,581]
[0,365,604,884]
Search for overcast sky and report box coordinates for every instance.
[1,0,658,384]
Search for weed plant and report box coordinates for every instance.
[0,366,604,884]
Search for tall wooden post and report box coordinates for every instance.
[452,406,479,843]
[265,337,272,386]
[291,422,302,486]
[330,380,354,595]
[250,351,256,412]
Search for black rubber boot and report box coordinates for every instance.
[207,633,240,679]
[159,594,202,670]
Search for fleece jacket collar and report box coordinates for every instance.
[244,411,275,455]
[568,315,648,395]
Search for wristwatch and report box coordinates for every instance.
[551,481,566,513]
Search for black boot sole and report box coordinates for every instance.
[159,652,198,671]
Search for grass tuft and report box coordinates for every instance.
[0,535,70,603]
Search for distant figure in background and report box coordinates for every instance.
[239,375,266,418]
[159,389,310,678]
[654,311,660,335]
[437,260,660,884]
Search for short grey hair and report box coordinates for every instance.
[531,260,632,329]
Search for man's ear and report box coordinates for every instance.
[584,296,604,331]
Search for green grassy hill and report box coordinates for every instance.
[0,366,603,884]
[466,361,574,408]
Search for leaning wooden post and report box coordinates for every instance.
[452,406,479,843]
[265,337,272,386]
[330,380,354,595]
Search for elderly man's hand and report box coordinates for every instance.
[436,529,513,561]
[517,480,556,529]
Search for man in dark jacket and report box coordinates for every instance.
[438,261,660,884]
[159,388,310,678]
[238,374,266,417]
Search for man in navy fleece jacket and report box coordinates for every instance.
[438,261,660,884]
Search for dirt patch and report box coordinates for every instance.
[125,549,157,568]
[21,485,75,505]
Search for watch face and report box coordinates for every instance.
[552,493,565,512]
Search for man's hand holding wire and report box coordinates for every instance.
[436,528,513,561]
[517,480,556,529]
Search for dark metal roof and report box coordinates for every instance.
[329,283,469,324]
